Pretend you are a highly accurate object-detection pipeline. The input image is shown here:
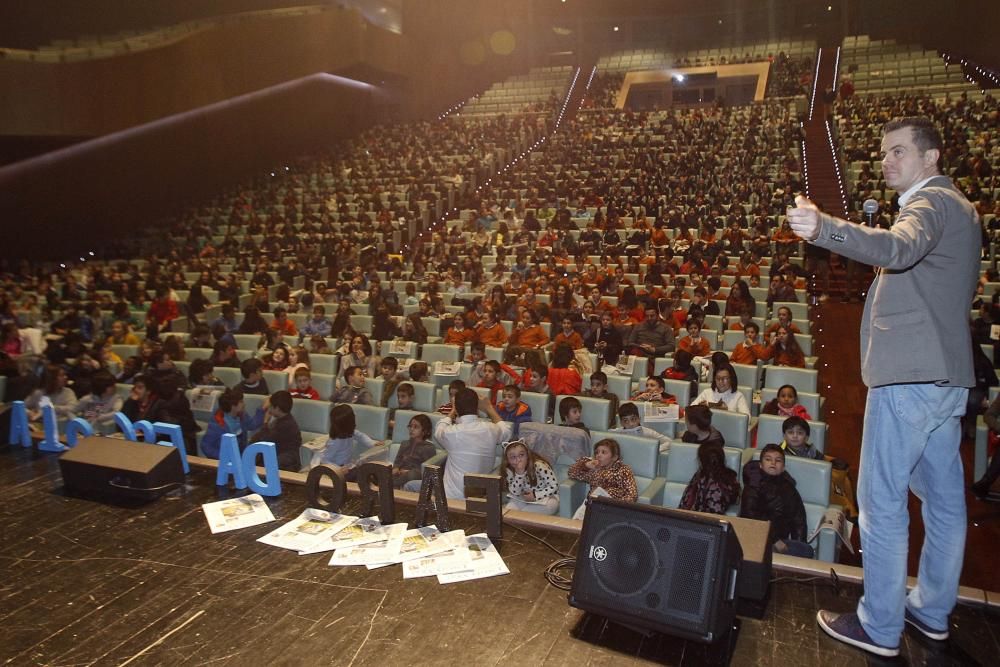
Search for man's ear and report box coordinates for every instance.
[923,148,941,169]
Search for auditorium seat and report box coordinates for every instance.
[754,413,827,453]
[558,430,666,518]
[390,409,449,443]
[215,366,242,388]
[559,394,611,431]
[310,373,336,401]
[707,408,751,449]
[762,366,818,393]
[758,387,823,420]
[519,390,553,425]
[342,403,389,440]
[233,334,261,351]
[658,441,742,515]
[420,343,462,365]
[310,354,338,376]
[263,370,289,392]
[291,398,331,441]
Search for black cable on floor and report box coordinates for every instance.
[501,520,578,590]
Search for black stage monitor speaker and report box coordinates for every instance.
[569,497,743,643]
[58,436,185,503]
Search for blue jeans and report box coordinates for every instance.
[856,383,968,647]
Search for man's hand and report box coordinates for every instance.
[786,195,822,242]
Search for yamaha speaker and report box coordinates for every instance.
[58,436,185,503]
[569,497,742,643]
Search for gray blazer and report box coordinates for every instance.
[811,175,980,388]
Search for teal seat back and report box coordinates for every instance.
[763,366,818,393]
[562,395,611,432]
[310,354,338,376]
[421,343,462,365]
[592,430,658,486]
[756,413,827,453]
[262,369,288,392]
[758,387,822,422]
[345,403,389,440]
[519,391,552,424]
[310,372,336,400]
[707,408,750,449]
[215,367,242,388]
[291,397,330,437]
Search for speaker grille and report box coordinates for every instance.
[591,522,657,596]
[668,534,711,614]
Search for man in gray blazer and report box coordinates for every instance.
[788,117,980,658]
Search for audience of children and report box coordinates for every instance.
[330,366,375,405]
[612,401,671,452]
[248,389,302,471]
[679,404,726,447]
[558,395,590,436]
[762,384,813,420]
[501,439,559,515]
[567,438,638,519]
[200,387,267,459]
[390,413,437,489]
[692,363,750,414]
[72,369,122,435]
[581,371,620,428]
[496,384,532,437]
[679,442,740,515]
[316,403,385,470]
[289,367,320,400]
[740,443,814,557]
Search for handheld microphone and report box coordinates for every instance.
[862,199,879,228]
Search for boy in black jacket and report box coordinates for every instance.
[740,443,813,557]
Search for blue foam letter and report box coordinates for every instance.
[243,441,281,497]
[216,433,247,488]
[153,422,190,474]
[38,404,67,452]
[114,412,136,440]
[64,418,94,447]
[9,401,31,448]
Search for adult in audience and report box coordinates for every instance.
[406,389,511,500]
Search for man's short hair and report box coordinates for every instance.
[884,116,943,155]
[396,382,414,397]
[454,388,480,416]
[381,356,399,370]
[502,383,521,397]
[590,371,608,384]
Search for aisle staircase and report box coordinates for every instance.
[801,45,872,300]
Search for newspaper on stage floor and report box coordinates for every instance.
[437,533,510,584]
[401,530,471,579]
[364,525,465,570]
[256,508,357,553]
[202,494,276,534]
[328,522,407,566]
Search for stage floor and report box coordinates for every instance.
[1,446,997,666]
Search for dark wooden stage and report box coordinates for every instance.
[1,446,997,666]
